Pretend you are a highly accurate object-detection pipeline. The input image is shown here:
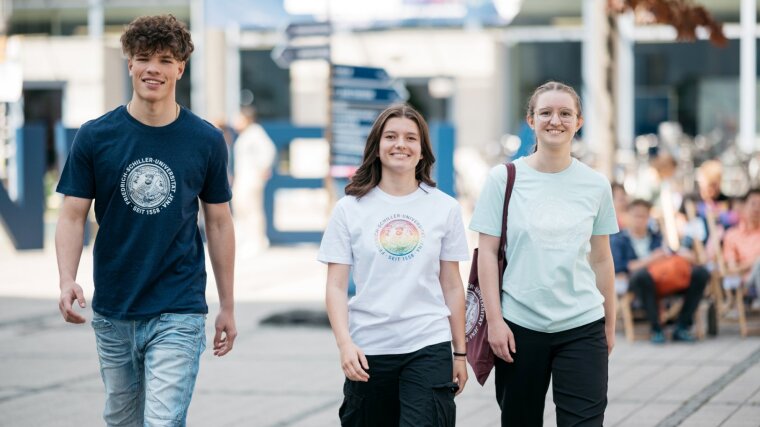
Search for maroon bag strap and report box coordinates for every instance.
[497,163,516,287]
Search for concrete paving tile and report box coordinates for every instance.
[608,363,662,399]
[712,339,760,364]
[603,402,640,426]
[0,320,95,357]
[187,393,341,427]
[0,389,18,401]
[617,364,694,402]
[0,389,104,427]
[615,402,681,427]
[455,399,501,425]
[679,402,736,427]
[749,387,760,405]
[286,407,340,427]
[1,295,760,426]
[711,365,760,404]
[658,365,731,402]
[722,405,760,427]
[0,356,99,389]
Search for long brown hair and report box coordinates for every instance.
[526,81,582,153]
[345,104,436,197]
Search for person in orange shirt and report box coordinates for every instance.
[723,188,760,310]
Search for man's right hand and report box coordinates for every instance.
[488,319,516,363]
[59,281,87,324]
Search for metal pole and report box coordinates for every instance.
[190,0,206,116]
[87,0,104,40]
[739,0,757,154]
[225,25,241,124]
[616,12,634,153]
[582,0,613,177]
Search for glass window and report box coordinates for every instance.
[240,50,291,121]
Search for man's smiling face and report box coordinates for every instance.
[128,50,184,104]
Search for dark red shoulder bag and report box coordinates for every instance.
[465,162,515,385]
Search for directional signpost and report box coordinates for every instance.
[271,22,331,69]
[271,23,408,178]
[330,64,408,177]
[271,44,330,69]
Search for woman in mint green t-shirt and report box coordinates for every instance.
[470,81,618,426]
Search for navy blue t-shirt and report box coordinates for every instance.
[57,105,232,319]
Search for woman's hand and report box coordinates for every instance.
[488,319,516,362]
[605,323,616,355]
[452,358,468,395]
[339,341,370,382]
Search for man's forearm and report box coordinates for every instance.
[56,218,86,286]
[206,218,235,310]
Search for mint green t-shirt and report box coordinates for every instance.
[469,158,618,333]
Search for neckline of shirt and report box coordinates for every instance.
[371,184,429,203]
[120,104,186,132]
[516,157,577,177]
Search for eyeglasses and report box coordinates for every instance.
[534,110,578,123]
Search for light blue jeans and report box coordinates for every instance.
[91,312,206,427]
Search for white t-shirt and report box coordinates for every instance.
[233,123,275,190]
[318,184,469,355]
[469,158,619,333]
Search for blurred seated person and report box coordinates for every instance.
[723,188,760,310]
[696,160,737,233]
[610,199,709,344]
[612,182,629,229]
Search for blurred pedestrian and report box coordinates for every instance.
[611,199,709,344]
[612,182,629,229]
[55,14,236,426]
[319,104,469,426]
[470,81,618,426]
[724,188,760,309]
[212,116,238,185]
[232,105,275,252]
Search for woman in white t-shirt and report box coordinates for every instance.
[470,82,618,426]
[319,104,469,426]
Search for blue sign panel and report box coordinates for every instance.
[333,65,390,82]
[329,64,408,177]
[333,87,404,104]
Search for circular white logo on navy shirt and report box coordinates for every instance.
[120,158,176,215]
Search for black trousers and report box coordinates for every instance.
[339,341,457,427]
[494,319,608,427]
[628,265,710,331]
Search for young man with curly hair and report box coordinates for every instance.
[55,15,236,426]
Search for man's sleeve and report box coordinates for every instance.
[200,132,233,203]
[56,126,95,199]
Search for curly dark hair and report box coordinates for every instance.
[120,15,194,62]
[345,104,436,198]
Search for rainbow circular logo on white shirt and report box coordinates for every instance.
[375,215,425,261]
[378,219,420,256]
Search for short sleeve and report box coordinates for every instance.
[440,205,470,261]
[317,200,353,265]
[469,165,507,237]
[199,131,232,203]
[592,181,619,235]
[56,126,95,199]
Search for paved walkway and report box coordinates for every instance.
[2,239,760,426]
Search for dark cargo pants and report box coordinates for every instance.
[339,341,457,427]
